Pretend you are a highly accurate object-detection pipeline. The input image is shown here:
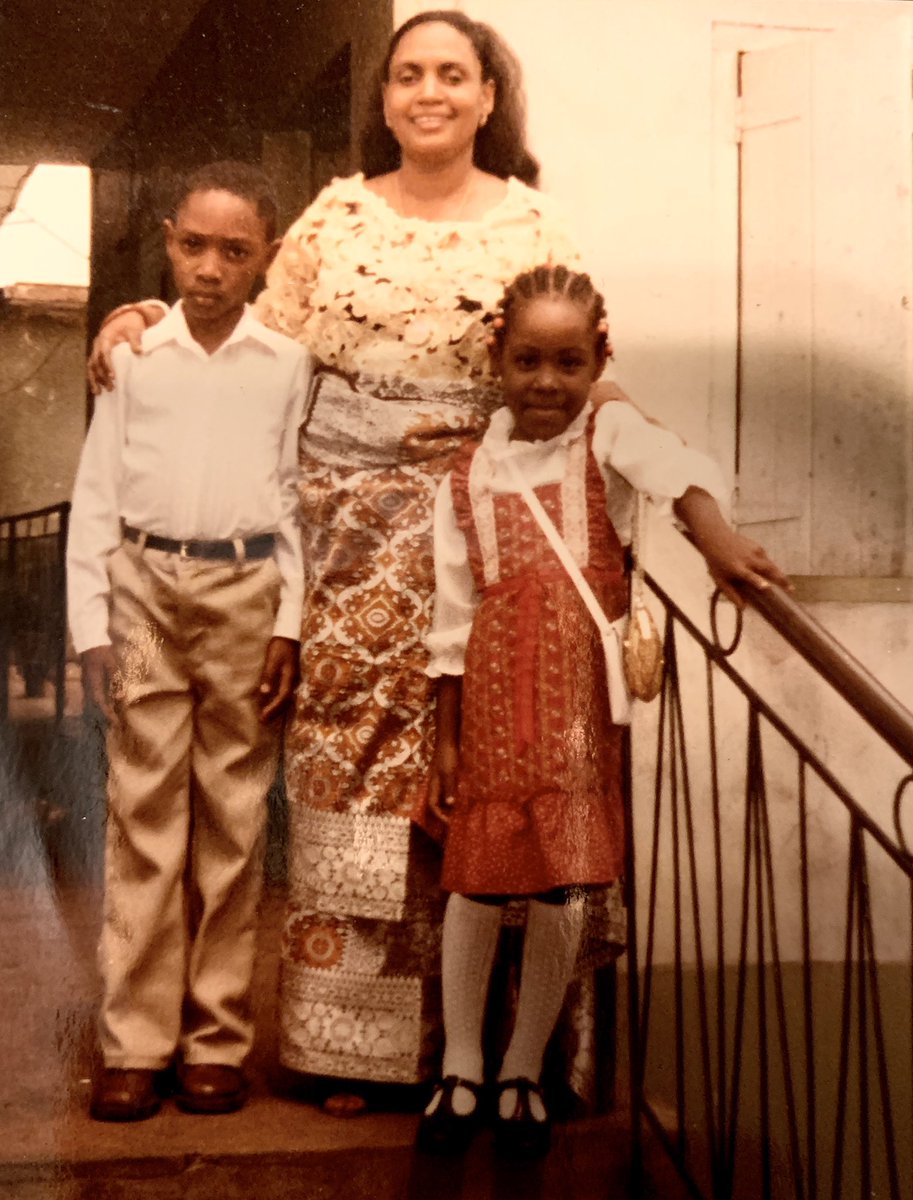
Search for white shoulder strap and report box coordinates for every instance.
[504,455,631,724]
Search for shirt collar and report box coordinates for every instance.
[483,399,593,458]
[143,301,278,358]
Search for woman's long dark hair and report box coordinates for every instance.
[359,9,540,186]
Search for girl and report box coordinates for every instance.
[419,264,787,1158]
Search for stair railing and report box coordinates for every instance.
[625,560,913,1200]
[0,502,71,724]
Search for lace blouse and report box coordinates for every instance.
[255,173,580,382]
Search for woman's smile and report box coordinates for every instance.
[383,21,494,166]
[411,113,451,131]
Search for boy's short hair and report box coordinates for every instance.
[170,161,279,241]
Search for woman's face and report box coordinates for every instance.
[383,21,494,169]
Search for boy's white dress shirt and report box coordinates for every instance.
[67,302,311,653]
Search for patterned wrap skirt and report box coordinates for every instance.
[280,369,494,1084]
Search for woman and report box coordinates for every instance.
[90,9,622,1113]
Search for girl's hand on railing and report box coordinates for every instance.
[87,303,165,394]
[701,528,791,607]
[674,486,791,607]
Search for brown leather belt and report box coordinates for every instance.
[123,524,275,561]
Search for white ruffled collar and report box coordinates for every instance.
[481,400,593,459]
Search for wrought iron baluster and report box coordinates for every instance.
[627,563,913,1200]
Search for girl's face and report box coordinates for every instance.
[492,296,606,443]
[382,21,494,168]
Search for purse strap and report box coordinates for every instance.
[504,455,632,725]
[503,456,613,637]
[630,488,647,607]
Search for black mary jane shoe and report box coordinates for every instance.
[493,1077,552,1160]
[416,1076,484,1155]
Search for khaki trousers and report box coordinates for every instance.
[99,540,281,1069]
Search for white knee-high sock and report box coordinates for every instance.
[497,896,585,1118]
[431,893,502,1115]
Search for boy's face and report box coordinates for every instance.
[491,295,606,443]
[164,189,278,333]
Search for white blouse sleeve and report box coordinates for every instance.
[425,473,478,679]
[594,401,730,512]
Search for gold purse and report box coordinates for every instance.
[623,493,664,702]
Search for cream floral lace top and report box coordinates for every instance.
[255,172,580,383]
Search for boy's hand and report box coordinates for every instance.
[81,645,118,722]
[87,308,150,394]
[259,636,300,721]
[427,738,460,825]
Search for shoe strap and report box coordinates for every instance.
[496,1076,544,1099]
[439,1074,483,1099]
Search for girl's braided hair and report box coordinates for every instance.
[490,264,611,358]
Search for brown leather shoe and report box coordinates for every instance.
[90,1068,161,1122]
[176,1064,247,1114]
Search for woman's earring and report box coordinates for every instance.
[479,113,489,128]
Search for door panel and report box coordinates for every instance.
[737,19,913,576]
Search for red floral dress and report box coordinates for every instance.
[442,413,629,896]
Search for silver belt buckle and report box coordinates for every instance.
[179,540,189,560]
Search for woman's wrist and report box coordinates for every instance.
[98,299,167,333]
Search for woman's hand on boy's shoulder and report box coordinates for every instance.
[87,303,165,393]
[259,636,301,721]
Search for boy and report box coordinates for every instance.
[67,161,310,1121]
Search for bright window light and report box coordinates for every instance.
[0,164,91,288]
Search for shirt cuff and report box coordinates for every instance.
[272,599,303,642]
[425,627,470,678]
[70,616,112,656]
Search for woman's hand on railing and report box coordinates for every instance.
[87,303,164,394]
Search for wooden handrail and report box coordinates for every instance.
[740,580,913,768]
